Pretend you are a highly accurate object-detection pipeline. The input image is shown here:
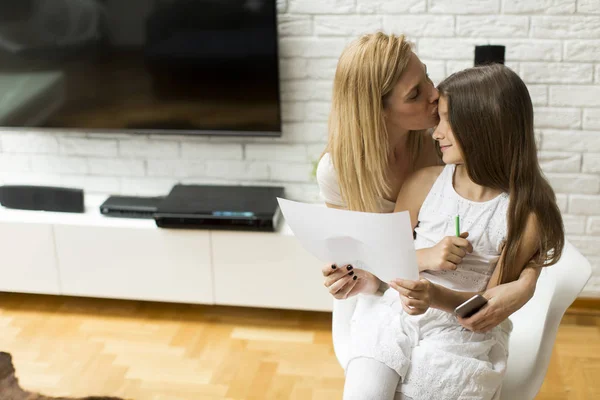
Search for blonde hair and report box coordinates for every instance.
[325,32,426,212]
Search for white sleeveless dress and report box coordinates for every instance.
[317,154,513,400]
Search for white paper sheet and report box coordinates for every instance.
[277,198,419,283]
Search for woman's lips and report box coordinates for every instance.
[440,145,451,152]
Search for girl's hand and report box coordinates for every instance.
[321,263,380,299]
[389,278,434,315]
[417,232,473,272]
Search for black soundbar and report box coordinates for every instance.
[0,185,84,213]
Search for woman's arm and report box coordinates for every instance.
[391,267,538,317]
[392,213,541,320]
[457,214,541,332]
[458,263,540,332]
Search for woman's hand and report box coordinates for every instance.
[321,263,380,299]
[457,278,533,332]
[417,232,473,272]
[389,278,434,315]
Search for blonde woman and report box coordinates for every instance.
[317,32,541,377]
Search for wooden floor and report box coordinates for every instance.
[0,293,598,400]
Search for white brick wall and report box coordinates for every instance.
[59,137,118,157]
[527,85,550,106]
[0,133,59,154]
[565,40,600,61]
[535,108,581,129]
[0,154,31,174]
[0,0,598,296]
[570,195,600,215]
[539,152,582,172]
[118,139,179,159]
[521,62,593,83]
[430,0,499,14]
[146,159,206,178]
[588,217,600,234]
[383,16,455,37]
[563,214,587,234]
[357,0,426,14]
[531,16,600,39]
[504,39,562,61]
[314,16,383,36]
[584,109,600,129]
[289,0,355,14]
[31,155,88,175]
[578,0,600,13]
[583,154,600,172]
[181,143,242,161]
[503,0,577,14]
[546,173,600,194]
[457,16,530,37]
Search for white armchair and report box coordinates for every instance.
[331,240,592,400]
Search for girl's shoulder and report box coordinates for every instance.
[397,165,445,206]
[409,165,445,188]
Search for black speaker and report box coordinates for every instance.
[0,185,84,213]
[474,45,505,66]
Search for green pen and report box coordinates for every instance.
[455,215,460,237]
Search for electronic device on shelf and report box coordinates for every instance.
[0,185,84,213]
[99,195,165,219]
[154,184,284,232]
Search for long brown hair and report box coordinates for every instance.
[437,64,564,284]
[325,32,429,212]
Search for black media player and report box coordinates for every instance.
[100,195,165,219]
[154,184,284,232]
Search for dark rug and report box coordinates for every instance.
[0,352,126,400]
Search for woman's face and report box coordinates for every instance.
[432,96,464,165]
[383,52,440,133]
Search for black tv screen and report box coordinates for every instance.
[0,0,281,137]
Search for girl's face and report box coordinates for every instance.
[432,96,464,165]
[383,52,440,133]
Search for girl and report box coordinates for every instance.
[343,64,564,399]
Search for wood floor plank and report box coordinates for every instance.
[0,293,598,400]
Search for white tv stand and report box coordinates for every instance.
[0,196,332,312]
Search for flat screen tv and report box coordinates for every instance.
[0,0,281,137]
